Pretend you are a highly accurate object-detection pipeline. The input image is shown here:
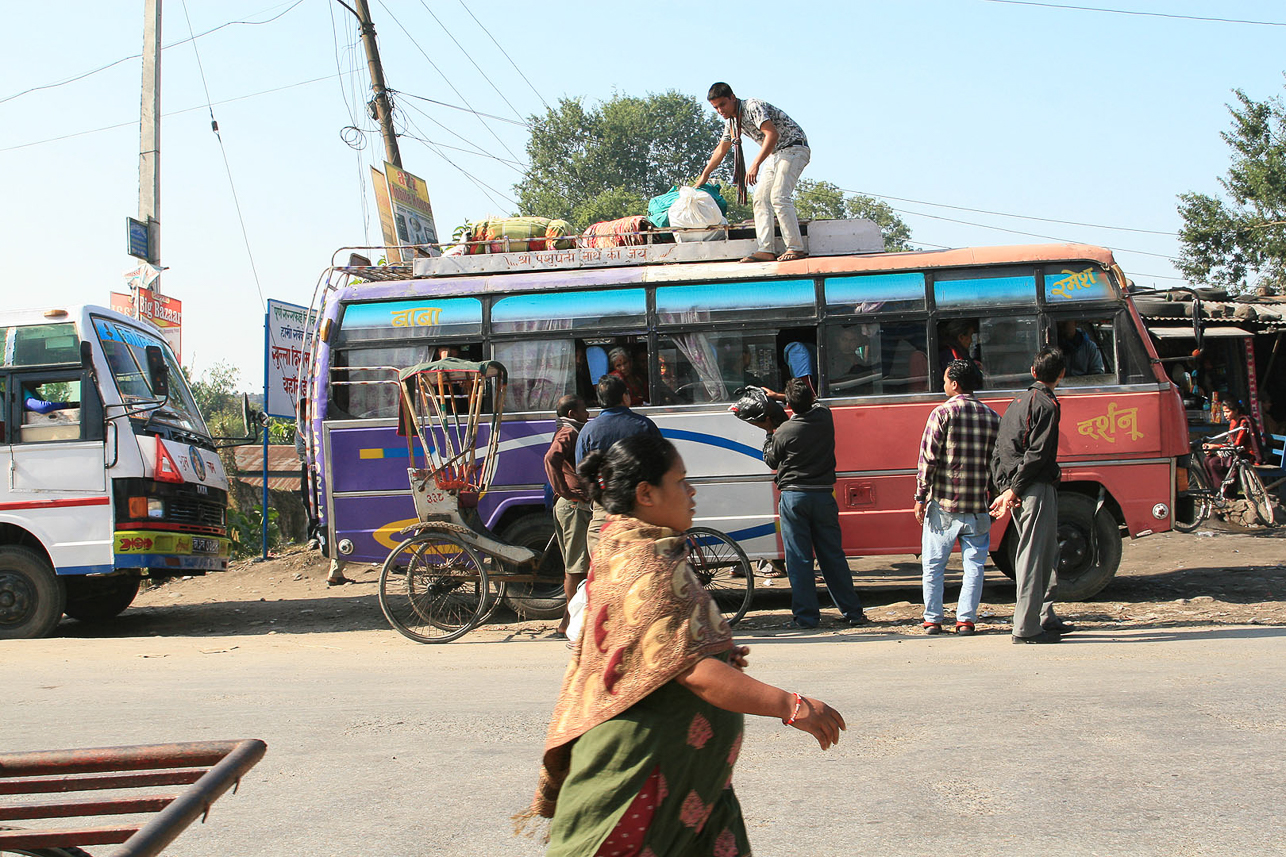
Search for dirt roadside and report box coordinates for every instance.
[52,518,1286,642]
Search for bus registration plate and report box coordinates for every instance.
[192,537,221,555]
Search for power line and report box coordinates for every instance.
[397,99,525,170]
[391,89,529,127]
[398,113,517,211]
[456,0,549,111]
[180,0,265,312]
[413,0,525,122]
[979,0,1286,27]
[839,187,1176,236]
[0,0,308,106]
[374,0,522,163]
[0,73,340,152]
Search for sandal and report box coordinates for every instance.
[778,250,809,262]
[739,253,776,263]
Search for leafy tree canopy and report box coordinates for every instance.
[515,91,728,230]
[795,180,914,251]
[1178,82,1286,294]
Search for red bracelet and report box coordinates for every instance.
[783,692,804,725]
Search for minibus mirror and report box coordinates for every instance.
[80,340,93,370]
[145,345,169,398]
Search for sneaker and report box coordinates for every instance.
[955,622,976,636]
[1012,630,1061,644]
[839,613,869,627]
[922,622,943,635]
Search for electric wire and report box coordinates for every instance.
[390,89,529,127]
[397,98,525,170]
[980,0,1286,27]
[180,0,266,312]
[0,0,308,106]
[455,0,549,111]
[413,0,525,122]
[373,0,522,163]
[329,1,371,245]
[398,113,517,211]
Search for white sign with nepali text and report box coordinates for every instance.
[265,299,316,418]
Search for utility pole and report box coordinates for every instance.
[138,0,162,304]
[352,0,401,168]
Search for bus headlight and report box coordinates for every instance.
[148,499,165,519]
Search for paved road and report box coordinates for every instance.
[5,623,1285,856]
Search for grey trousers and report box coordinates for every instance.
[1012,482,1060,638]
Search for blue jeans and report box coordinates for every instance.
[779,489,862,626]
[921,501,991,625]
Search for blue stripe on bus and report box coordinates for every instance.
[660,428,765,461]
[724,522,778,543]
[56,564,115,576]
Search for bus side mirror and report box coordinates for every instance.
[145,345,169,398]
[80,340,93,370]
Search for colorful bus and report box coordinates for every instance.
[301,229,1187,608]
[1,305,231,639]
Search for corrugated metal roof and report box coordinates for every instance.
[232,445,302,491]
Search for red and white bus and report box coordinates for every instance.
[302,225,1186,603]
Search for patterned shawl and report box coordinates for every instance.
[528,514,733,819]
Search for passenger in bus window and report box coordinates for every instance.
[695,82,811,263]
[826,324,880,391]
[608,347,649,406]
[1057,320,1106,376]
[937,319,978,374]
[782,341,817,392]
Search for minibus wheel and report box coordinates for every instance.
[1055,492,1122,602]
[0,546,66,639]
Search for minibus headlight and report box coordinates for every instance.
[147,499,165,519]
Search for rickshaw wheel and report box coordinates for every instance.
[684,527,754,626]
[379,531,489,643]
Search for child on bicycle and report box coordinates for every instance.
[1204,399,1263,498]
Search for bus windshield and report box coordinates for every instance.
[92,316,209,437]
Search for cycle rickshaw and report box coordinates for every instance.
[376,358,754,644]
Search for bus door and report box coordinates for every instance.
[6,370,106,494]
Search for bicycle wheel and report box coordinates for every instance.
[378,531,489,643]
[1239,466,1276,527]
[684,527,754,626]
[1173,460,1213,533]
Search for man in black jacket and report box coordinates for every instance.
[990,347,1075,644]
[762,378,867,629]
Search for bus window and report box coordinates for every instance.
[492,338,575,413]
[655,331,780,404]
[7,324,81,367]
[1054,317,1113,384]
[0,376,6,441]
[826,322,929,396]
[978,316,1040,389]
[331,344,427,419]
[18,378,81,443]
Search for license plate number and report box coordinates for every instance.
[192,537,220,554]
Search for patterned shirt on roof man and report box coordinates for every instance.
[914,393,1001,515]
[721,98,809,153]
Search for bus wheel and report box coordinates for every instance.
[63,576,141,623]
[1056,492,1122,602]
[0,546,66,640]
[989,528,1017,580]
[498,514,567,621]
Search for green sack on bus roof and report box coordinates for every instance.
[464,216,574,254]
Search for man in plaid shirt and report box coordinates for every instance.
[913,359,1000,635]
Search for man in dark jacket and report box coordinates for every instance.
[544,394,591,637]
[990,347,1075,644]
[762,378,866,628]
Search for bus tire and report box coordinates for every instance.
[63,575,141,623]
[498,514,566,621]
[1055,492,1122,602]
[0,546,66,640]
[989,528,1017,580]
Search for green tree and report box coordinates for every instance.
[795,179,914,251]
[515,91,728,230]
[188,361,243,438]
[1178,84,1286,294]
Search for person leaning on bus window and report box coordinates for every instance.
[989,347,1075,644]
[1057,320,1106,376]
[608,347,649,406]
[761,378,868,629]
[575,374,661,557]
[782,341,818,393]
[695,82,811,264]
[544,395,593,638]
[913,360,1001,637]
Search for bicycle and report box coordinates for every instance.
[1173,430,1276,531]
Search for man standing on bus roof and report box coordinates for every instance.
[989,347,1076,644]
[695,82,811,264]
[914,360,1000,636]
[575,375,661,556]
[761,378,867,629]
[545,394,592,638]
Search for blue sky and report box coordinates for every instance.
[4,0,1284,388]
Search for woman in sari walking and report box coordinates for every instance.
[521,433,846,856]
